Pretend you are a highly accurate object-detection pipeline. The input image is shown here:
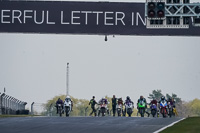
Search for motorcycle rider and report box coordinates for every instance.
[98,97,109,115]
[158,96,168,115]
[112,95,117,117]
[167,97,176,116]
[89,96,97,116]
[99,97,108,104]
[168,97,176,108]
[117,97,124,115]
[158,96,167,105]
[56,98,64,114]
[65,96,73,111]
[150,97,158,106]
[150,97,158,116]
[117,97,123,105]
[124,96,133,116]
[137,96,150,117]
[137,96,147,108]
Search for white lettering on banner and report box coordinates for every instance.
[81,11,92,25]
[12,10,22,23]
[0,10,146,26]
[93,11,103,25]
[46,11,55,24]
[24,10,33,23]
[34,10,44,24]
[71,11,80,25]
[1,10,11,23]
[115,12,125,25]
[136,12,146,26]
[104,12,114,25]
[132,12,134,26]
[61,11,70,24]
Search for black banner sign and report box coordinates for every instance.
[0,1,200,36]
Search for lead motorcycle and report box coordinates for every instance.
[160,100,168,118]
[138,100,146,117]
[57,104,63,117]
[64,97,72,117]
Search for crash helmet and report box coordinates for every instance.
[161,96,165,100]
[92,96,95,99]
[126,96,130,100]
[140,96,144,100]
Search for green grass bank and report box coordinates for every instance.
[161,117,200,133]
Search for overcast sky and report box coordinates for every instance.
[0,0,200,110]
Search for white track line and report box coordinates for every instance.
[153,118,186,133]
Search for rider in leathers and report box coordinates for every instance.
[56,98,64,114]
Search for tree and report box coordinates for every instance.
[148,89,163,101]
[165,93,182,103]
[188,98,200,116]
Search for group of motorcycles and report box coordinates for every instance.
[56,98,176,118]
[148,101,176,118]
[98,100,176,118]
[57,97,72,117]
[97,101,134,117]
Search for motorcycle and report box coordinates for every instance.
[160,100,168,118]
[64,98,72,117]
[57,104,63,117]
[116,104,123,117]
[138,101,146,117]
[98,103,108,117]
[168,102,175,118]
[125,102,134,117]
[150,104,157,117]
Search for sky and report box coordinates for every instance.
[0,0,200,110]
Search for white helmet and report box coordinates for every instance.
[66,96,70,99]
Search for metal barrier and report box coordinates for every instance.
[0,92,28,115]
[31,102,45,115]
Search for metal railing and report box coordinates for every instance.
[0,92,28,115]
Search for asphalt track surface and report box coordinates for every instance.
[0,116,182,133]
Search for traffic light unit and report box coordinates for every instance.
[146,0,200,28]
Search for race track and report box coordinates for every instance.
[0,116,182,133]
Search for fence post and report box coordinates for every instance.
[5,95,9,114]
[23,102,27,110]
[85,107,88,116]
[0,92,2,115]
[31,102,35,115]
[49,104,52,116]
[1,93,5,114]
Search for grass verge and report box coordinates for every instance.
[160,117,200,133]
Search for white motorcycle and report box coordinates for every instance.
[116,104,123,117]
[97,103,109,117]
[64,97,72,117]
[125,102,134,117]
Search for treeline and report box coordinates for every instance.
[42,90,200,117]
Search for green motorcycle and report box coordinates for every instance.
[138,101,146,117]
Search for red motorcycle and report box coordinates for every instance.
[160,100,168,118]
